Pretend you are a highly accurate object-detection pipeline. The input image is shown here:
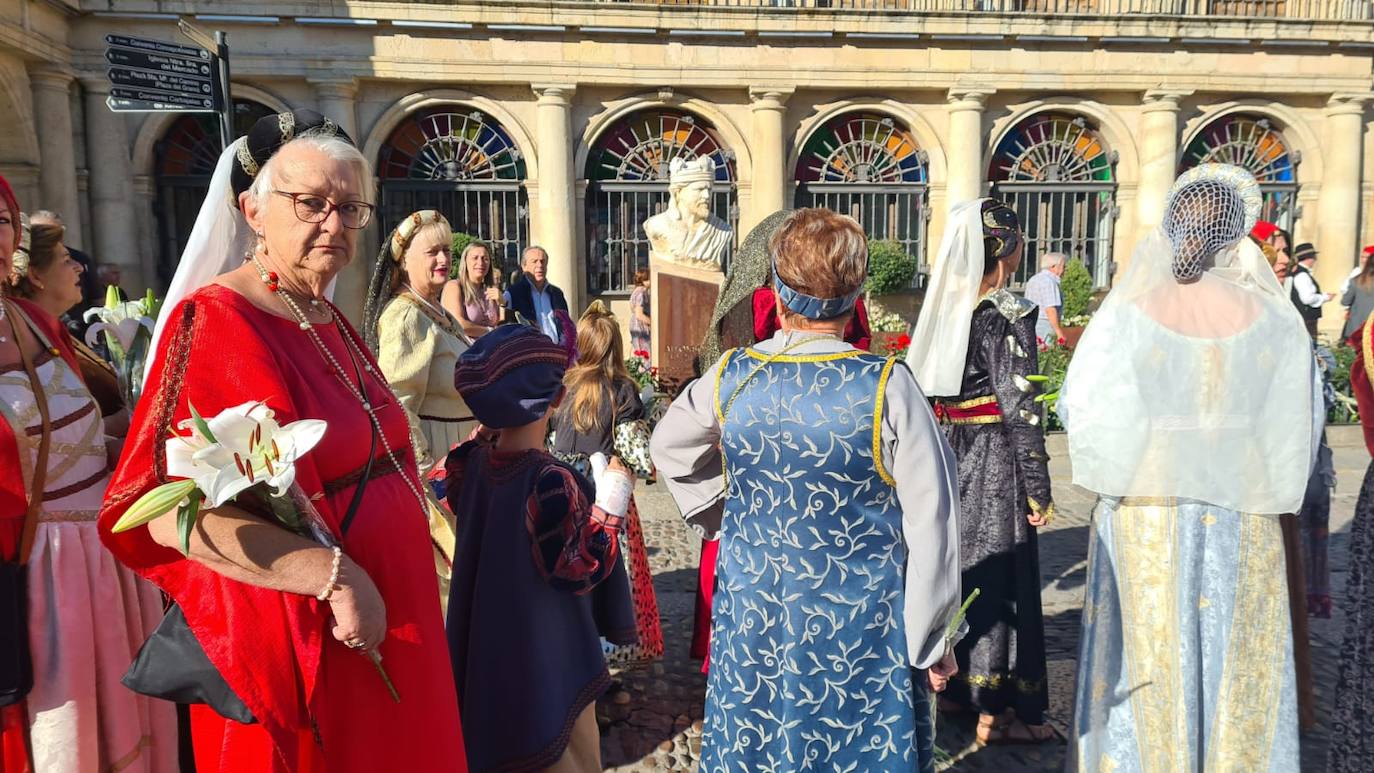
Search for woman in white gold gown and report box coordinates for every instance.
[1060,164,1317,772]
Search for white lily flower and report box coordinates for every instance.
[165,401,327,508]
[84,300,155,351]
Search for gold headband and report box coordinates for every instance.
[390,210,448,262]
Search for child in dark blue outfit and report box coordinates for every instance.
[446,323,636,772]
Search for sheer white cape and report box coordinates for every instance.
[1059,231,1317,514]
[905,199,987,397]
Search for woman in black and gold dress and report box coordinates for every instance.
[906,199,1054,743]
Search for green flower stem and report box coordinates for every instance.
[367,650,401,703]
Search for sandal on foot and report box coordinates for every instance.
[979,717,1056,746]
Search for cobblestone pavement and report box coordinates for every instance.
[599,428,1366,771]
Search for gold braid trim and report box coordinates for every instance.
[873,357,898,488]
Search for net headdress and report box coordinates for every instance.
[1058,163,1314,514]
[1162,163,1260,284]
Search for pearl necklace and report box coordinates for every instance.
[251,256,429,517]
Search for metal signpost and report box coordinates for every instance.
[104,20,233,150]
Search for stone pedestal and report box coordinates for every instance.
[651,260,723,390]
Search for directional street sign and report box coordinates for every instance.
[108,67,213,97]
[108,86,214,110]
[104,34,209,61]
[105,48,212,78]
[105,33,219,114]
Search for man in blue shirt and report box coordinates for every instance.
[504,245,570,343]
[1023,252,1066,344]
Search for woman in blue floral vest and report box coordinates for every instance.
[652,208,963,772]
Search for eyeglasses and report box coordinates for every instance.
[272,191,374,230]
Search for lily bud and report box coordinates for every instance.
[111,479,199,533]
[105,283,121,309]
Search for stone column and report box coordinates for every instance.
[310,78,366,319]
[29,65,83,247]
[745,87,792,234]
[79,75,140,276]
[132,175,160,293]
[1136,90,1188,233]
[1316,94,1369,317]
[945,89,991,208]
[311,78,359,140]
[532,84,581,311]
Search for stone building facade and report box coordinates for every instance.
[3,0,1372,331]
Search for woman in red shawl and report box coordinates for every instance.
[98,112,464,771]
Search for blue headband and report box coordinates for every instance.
[771,267,863,320]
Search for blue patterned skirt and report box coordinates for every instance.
[1070,498,1298,772]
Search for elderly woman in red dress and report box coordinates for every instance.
[98,111,465,772]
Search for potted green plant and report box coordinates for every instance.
[865,240,918,354]
[1058,259,1093,348]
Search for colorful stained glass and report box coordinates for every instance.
[155,100,275,177]
[378,108,525,181]
[796,112,927,184]
[989,113,1115,183]
[1180,114,1296,184]
[585,109,734,182]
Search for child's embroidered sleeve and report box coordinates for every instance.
[525,465,624,594]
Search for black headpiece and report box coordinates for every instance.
[229,109,354,200]
[981,200,1022,262]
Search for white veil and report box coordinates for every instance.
[144,139,252,380]
[905,199,988,397]
[1059,164,1316,514]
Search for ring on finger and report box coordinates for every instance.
[346,638,366,649]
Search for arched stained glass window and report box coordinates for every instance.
[795,112,929,278]
[989,112,1118,288]
[1180,114,1300,232]
[377,107,529,271]
[154,100,275,290]
[584,109,738,294]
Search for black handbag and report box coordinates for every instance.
[121,603,255,724]
[0,303,51,708]
[0,563,32,708]
[122,338,380,723]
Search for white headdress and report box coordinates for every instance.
[1059,164,1315,514]
[669,156,715,187]
[905,199,992,397]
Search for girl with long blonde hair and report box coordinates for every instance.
[549,301,663,667]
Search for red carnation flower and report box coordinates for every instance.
[895,333,912,350]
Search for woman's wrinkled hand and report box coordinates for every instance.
[928,648,958,692]
[1027,511,1049,528]
[329,557,387,653]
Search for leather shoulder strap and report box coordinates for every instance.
[7,301,52,564]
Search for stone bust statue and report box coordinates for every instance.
[643,156,732,272]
